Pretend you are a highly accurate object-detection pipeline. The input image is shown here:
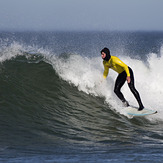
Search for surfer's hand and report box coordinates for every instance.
[126,76,131,83]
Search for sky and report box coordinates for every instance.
[0,0,163,31]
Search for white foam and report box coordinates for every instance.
[0,41,51,63]
[51,50,163,121]
[0,42,24,62]
[53,54,112,96]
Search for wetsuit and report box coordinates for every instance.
[103,56,144,110]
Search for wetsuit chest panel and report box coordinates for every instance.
[110,62,122,73]
[103,56,130,78]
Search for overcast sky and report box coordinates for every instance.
[0,0,163,31]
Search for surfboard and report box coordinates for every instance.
[124,106,157,117]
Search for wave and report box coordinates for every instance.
[0,42,163,122]
[0,42,163,160]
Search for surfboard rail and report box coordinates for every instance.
[124,107,157,117]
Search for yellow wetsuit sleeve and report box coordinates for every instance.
[114,58,130,77]
[103,63,109,79]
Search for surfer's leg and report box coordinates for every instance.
[114,71,129,106]
[128,68,144,110]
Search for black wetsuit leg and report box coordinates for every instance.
[114,67,144,110]
[128,68,144,110]
[114,71,127,102]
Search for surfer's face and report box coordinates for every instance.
[101,52,106,59]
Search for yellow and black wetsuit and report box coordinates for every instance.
[103,56,144,110]
[103,56,130,79]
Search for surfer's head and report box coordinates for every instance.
[101,47,111,61]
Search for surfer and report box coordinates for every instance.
[101,47,144,111]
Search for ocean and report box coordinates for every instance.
[0,31,163,162]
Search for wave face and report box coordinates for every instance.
[0,32,163,162]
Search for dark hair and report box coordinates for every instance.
[101,47,111,61]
